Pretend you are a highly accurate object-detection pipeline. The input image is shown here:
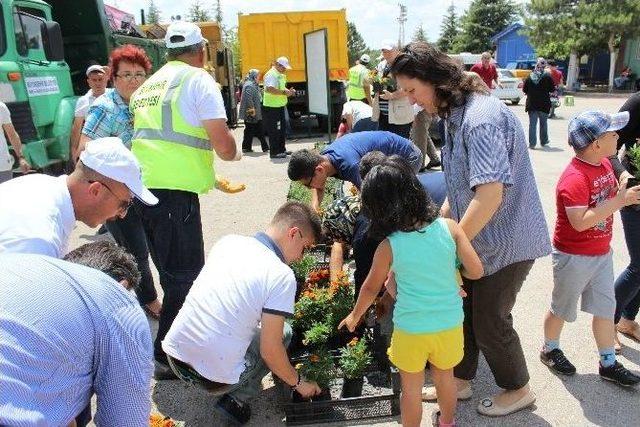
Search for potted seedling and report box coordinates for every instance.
[294,349,335,402]
[339,337,373,398]
[625,145,640,188]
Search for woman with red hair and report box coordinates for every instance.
[79,45,162,320]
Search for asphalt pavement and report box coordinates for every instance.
[73,93,640,426]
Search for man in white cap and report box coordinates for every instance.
[70,64,109,162]
[129,21,239,379]
[347,53,372,105]
[263,56,296,159]
[372,39,413,139]
[0,137,157,259]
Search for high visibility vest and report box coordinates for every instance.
[130,61,215,194]
[262,68,287,108]
[346,64,367,100]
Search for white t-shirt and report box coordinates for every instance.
[0,174,76,258]
[162,235,296,384]
[341,100,373,126]
[0,102,14,172]
[263,68,279,89]
[74,90,98,118]
[178,69,227,127]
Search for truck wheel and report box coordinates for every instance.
[511,98,520,105]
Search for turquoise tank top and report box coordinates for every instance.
[388,218,463,334]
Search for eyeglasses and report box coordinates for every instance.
[115,72,147,82]
[88,180,133,214]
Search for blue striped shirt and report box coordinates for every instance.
[441,94,551,276]
[0,254,153,426]
[82,88,134,148]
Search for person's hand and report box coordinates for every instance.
[285,88,296,97]
[18,157,30,173]
[380,90,393,101]
[338,312,359,333]
[295,380,322,398]
[458,286,468,298]
[384,271,397,299]
[246,107,256,117]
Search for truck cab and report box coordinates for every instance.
[0,0,75,172]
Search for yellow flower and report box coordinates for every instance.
[348,337,359,347]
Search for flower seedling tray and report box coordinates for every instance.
[279,354,401,425]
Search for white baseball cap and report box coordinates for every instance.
[276,56,292,69]
[79,137,158,206]
[86,64,106,76]
[165,21,205,49]
[359,54,370,64]
[380,39,397,51]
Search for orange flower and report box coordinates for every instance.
[310,354,320,362]
[348,337,359,347]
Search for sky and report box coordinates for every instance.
[105,0,478,49]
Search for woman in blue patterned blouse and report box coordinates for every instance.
[390,41,552,418]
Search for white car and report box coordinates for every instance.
[492,69,524,105]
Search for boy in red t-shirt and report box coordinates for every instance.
[541,110,640,387]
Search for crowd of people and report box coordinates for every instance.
[1,19,640,427]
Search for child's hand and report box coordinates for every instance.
[619,176,640,206]
[458,287,467,298]
[338,313,358,332]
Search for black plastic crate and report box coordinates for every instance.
[280,369,401,425]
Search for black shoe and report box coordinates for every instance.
[599,361,640,387]
[270,153,287,159]
[425,160,441,170]
[154,360,178,381]
[97,224,108,235]
[540,349,576,375]
[242,148,254,153]
[215,394,251,425]
[284,150,292,155]
[261,146,269,153]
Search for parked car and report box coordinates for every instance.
[505,59,537,79]
[493,69,524,105]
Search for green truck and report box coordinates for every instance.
[2,0,235,174]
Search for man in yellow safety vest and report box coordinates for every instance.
[129,21,240,379]
[263,56,295,159]
[346,54,372,105]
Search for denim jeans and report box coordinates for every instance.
[168,324,293,404]
[105,208,157,305]
[528,110,549,147]
[614,207,640,323]
[136,189,205,362]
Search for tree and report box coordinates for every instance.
[454,0,520,53]
[525,0,640,90]
[188,1,211,23]
[347,21,369,66]
[146,0,161,24]
[579,0,640,91]
[214,0,223,24]
[412,24,428,43]
[437,3,459,52]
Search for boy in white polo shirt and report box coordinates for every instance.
[162,201,323,425]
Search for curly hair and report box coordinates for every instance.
[361,157,439,240]
[390,41,489,118]
[108,44,152,80]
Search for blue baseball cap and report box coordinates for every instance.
[568,110,629,150]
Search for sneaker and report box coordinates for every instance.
[599,361,640,387]
[242,148,254,153]
[214,394,251,425]
[269,153,287,159]
[540,349,576,375]
[284,150,292,155]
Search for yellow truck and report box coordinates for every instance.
[140,21,238,127]
[238,9,349,130]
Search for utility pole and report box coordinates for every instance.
[398,3,407,47]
